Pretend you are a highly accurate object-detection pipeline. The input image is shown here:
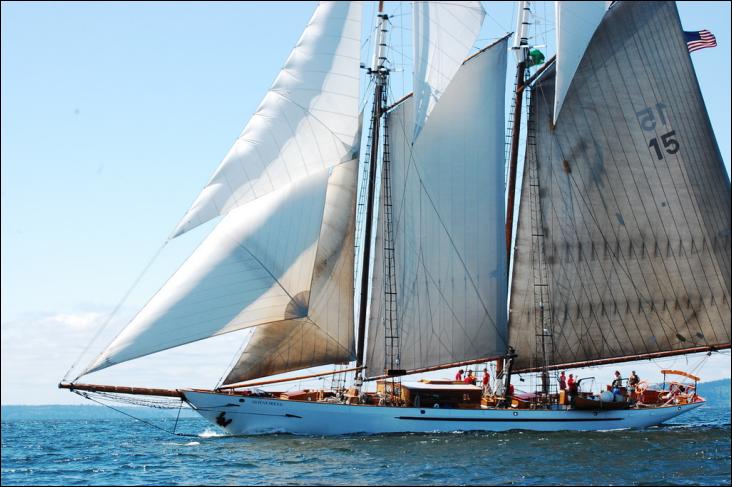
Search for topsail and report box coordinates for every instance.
[411,1,485,141]
[553,1,606,125]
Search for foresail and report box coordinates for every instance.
[223,161,357,384]
[171,1,362,238]
[412,1,485,141]
[366,39,508,378]
[85,161,357,375]
[509,1,731,372]
[553,1,606,125]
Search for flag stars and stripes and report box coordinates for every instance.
[684,29,717,53]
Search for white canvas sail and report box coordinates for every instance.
[86,161,358,374]
[412,0,485,141]
[172,1,362,238]
[366,38,509,377]
[223,160,358,384]
[553,1,606,125]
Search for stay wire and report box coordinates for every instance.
[64,239,170,382]
[75,391,200,438]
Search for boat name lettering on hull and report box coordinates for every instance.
[250,400,284,407]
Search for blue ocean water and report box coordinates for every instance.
[2,402,729,485]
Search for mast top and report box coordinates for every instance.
[512,1,531,64]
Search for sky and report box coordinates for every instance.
[2,1,730,405]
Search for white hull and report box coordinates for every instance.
[183,390,703,435]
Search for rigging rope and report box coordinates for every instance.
[64,239,170,382]
[215,328,254,389]
[74,390,201,438]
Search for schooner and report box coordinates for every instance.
[60,1,730,435]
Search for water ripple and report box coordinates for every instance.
[1,406,729,485]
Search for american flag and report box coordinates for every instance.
[684,30,717,53]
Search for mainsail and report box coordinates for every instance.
[366,38,509,378]
[509,1,731,372]
[171,1,362,238]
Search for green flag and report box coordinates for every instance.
[528,49,545,67]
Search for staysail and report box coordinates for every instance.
[366,38,509,378]
[171,1,362,238]
[222,161,358,384]
[86,161,357,375]
[509,1,731,372]
[412,1,485,141]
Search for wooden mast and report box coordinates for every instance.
[500,1,532,380]
[505,61,526,273]
[356,0,388,371]
[505,0,531,274]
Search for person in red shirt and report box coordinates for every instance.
[463,370,476,385]
[482,367,490,392]
[567,374,577,394]
[455,369,464,382]
[558,371,567,391]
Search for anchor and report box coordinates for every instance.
[215,411,233,427]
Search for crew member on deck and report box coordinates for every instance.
[628,371,639,394]
[482,367,490,393]
[566,373,578,405]
[464,370,476,385]
[611,370,624,397]
[558,371,567,391]
[455,369,464,382]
